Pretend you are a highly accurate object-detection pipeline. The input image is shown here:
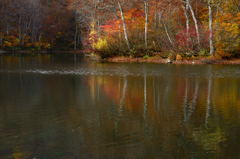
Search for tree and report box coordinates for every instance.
[208,0,215,56]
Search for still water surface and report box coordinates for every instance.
[1,53,240,158]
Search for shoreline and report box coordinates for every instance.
[101,56,240,65]
[2,50,240,65]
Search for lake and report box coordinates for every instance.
[1,53,240,158]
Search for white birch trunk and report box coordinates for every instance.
[38,32,43,48]
[22,33,25,45]
[118,2,131,51]
[164,23,174,47]
[182,5,189,38]
[144,1,149,53]
[209,1,214,56]
[187,0,200,46]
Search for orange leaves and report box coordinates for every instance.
[101,8,145,37]
[101,20,120,35]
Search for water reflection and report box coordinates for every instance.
[0,53,240,158]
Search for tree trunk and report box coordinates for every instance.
[164,23,174,47]
[182,4,190,51]
[144,1,149,54]
[187,0,200,46]
[118,2,131,51]
[38,32,43,48]
[215,0,222,44]
[209,1,214,56]
[22,33,25,45]
[182,5,189,38]
[159,12,162,26]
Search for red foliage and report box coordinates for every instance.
[82,33,98,48]
[174,25,210,53]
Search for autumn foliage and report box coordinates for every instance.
[1,0,240,58]
[79,0,240,59]
[0,0,84,51]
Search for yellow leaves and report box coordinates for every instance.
[47,43,51,49]
[95,37,108,50]
[91,22,96,28]
[231,23,239,34]
[4,41,12,47]
[3,35,19,48]
[215,11,240,54]
[89,29,97,37]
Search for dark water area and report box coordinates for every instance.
[1,53,240,158]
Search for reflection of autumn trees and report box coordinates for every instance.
[85,69,240,158]
[2,54,240,158]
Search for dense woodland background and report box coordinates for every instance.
[1,0,240,58]
[0,0,85,51]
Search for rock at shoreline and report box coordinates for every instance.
[165,59,172,64]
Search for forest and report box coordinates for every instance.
[1,0,240,59]
[0,0,84,51]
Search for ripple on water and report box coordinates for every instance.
[0,64,240,79]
